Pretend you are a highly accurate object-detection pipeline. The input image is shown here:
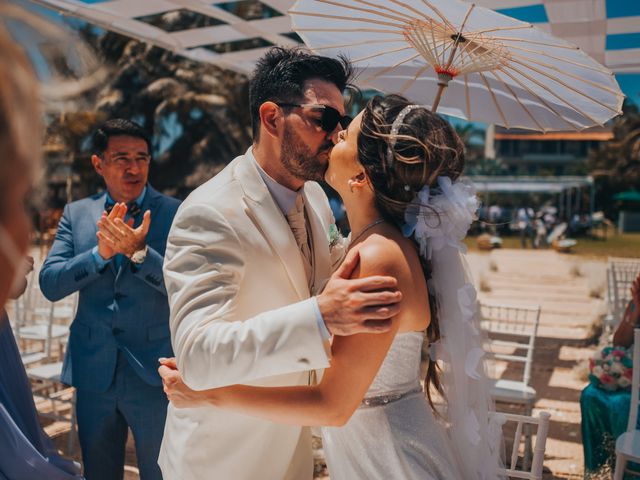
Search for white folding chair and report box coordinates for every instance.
[27,361,77,454]
[605,265,617,334]
[480,302,542,467]
[17,291,76,360]
[609,258,640,331]
[495,411,551,480]
[614,329,640,480]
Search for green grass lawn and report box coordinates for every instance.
[464,233,640,258]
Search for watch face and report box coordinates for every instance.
[131,246,148,264]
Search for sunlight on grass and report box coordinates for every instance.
[465,233,640,258]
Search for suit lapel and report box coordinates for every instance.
[303,186,331,295]
[137,185,160,227]
[236,148,309,301]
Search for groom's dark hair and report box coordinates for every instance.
[249,47,354,141]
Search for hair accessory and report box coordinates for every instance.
[404,185,411,192]
[385,104,426,168]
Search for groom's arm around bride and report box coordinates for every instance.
[163,204,402,390]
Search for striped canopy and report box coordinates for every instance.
[28,0,640,74]
[475,0,640,73]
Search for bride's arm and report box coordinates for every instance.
[160,241,407,426]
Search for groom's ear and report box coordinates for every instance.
[259,102,282,139]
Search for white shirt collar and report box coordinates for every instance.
[250,147,299,215]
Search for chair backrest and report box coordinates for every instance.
[495,411,551,480]
[10,267,35,331]
[627,329,640,432]
[480,302,542,386]
[609,258,640,329]
[606,265,615,313]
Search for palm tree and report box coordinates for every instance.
[589,101,640,216]
[590,101,640,185]
[45,16,253,203]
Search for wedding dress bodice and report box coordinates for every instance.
[365,331,423,398]
[320,330,463,480]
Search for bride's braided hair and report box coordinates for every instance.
[356,94,465,410]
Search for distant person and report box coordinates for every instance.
[39,119,180,480]
[516,205,535,248]
[488,204,502,234]
[534,214,547,249]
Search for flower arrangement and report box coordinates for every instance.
[588,346,633,391]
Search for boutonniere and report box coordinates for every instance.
[328,224,343,249]
[328,224,348,270]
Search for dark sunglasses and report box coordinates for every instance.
[276,103,352,133]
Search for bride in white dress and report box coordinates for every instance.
[160,94,503,479]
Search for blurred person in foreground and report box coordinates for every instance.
[581,272,640,476]
[0,6,82,478]
[1,258,84,479]
[39,119,180,480]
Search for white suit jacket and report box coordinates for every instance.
[159,147,337,480]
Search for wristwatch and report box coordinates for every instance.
[129,245,148,265]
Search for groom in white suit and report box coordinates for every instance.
[158,48,402,479]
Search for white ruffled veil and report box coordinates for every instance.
[402,171,505,477]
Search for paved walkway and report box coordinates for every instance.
[467,249,606,479]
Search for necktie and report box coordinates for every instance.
[286,194,313,287]
[105,200,141,218]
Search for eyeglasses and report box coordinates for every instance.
[276,103,352,133]
[103,155,151,169]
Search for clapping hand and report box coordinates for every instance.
[96,203,151,259]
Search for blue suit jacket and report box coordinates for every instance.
[40,186,181,392]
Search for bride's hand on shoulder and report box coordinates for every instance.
[158,357,219,408]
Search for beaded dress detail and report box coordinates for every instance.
[320,331,462,479]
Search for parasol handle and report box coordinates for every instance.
[432,72,453,112]
[431,31,463,112]
[431,84,446,112]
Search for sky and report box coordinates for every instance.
[616,74,640,106]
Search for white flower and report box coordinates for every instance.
[329,224,348,271]
[403,177,478,260]
[618,376,631,388]
[592,365,604,377]
[610,362,625,376]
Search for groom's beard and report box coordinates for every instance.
[281,122,331,183]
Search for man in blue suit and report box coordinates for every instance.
[40,119,180,480]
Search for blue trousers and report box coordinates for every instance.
[76,351,167,480]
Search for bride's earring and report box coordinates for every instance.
[348,172,367,194]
